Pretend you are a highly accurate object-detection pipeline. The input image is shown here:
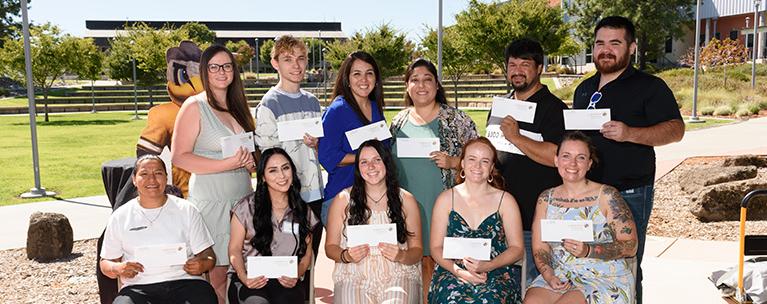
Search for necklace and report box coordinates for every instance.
[137,199,167,227]
[366,191,387,205]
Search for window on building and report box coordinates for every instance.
[715,32,721,40]
[730,30,739,40]
[747,33,754,48]
[665,36,673,53]
[585,46,593,63]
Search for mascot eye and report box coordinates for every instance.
[172,62,191,86]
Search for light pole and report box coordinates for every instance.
[437,0,443,80]
[19,0,55,198]
[752,0,760,89]
[690,0,704,123]
[255,38,260,82]
[322,47,328,103]
[131,56,140,120]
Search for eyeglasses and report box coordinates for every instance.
[207,63,234,73]
[587,91,602,110]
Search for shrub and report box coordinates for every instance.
[735,108,751,117]
[0,88,8,97]
[700,106,715,115]
[747,103,762,114]
[713,105,734,116]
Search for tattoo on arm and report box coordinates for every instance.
[533,249,555,275]
[588,187,638,260]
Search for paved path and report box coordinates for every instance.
[2,117,766,303]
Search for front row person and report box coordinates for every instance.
[100,155,218,304]
[325,140,423,303]
[228,148,317,304]
[525,131,637,304]
[429,137,525,303]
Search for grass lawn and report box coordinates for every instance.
[0,110,738,206]
[684,116,737,131]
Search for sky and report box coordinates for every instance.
[25,0,480,43]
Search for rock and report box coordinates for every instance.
[26,212,73,261]
[723,155,767,168]
[690,173,767,222]
[679,165,758,194]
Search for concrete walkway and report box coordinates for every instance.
[2,117,766,303]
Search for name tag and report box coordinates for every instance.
[281,221,299,234]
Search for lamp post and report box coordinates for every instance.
[752,0,760,89]
[255,38,260,83]
[131,56,139,120]
[322,47,328,103]
[437,0,443,80]
[690,0,704,123]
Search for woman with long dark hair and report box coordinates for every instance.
[318,51,389,226]
[389,58,479,299]
[227,148,317,304]
[325,140,422,303]
[172,44,256,302]
[429,137,524,303]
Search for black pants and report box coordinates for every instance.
[113,279,216,304]
[228,275,305,304]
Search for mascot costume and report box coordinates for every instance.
[135,40,203,196]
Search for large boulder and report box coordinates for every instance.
[679,165,758,194]
[690,174,767,222]
[722,155,767,168]
[26,212,73,261]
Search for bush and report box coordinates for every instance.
[747,103,762,114]
[700,106,715,115]
[713,105,734,116]
[0,88,9,97]
[735,108,751,117]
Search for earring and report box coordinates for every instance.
[460,169,465,179]
[488,175,494,183]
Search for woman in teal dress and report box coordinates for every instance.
[525,131,637,304]
[390,58,478,301]
[429,137,524,304]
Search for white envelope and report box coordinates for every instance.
[540,219,595,242]
[345,121,392,150]
[485,125,543,156]
[442,237,492,261]
[133,243,188,268]
[563,109,611,130]
[220,131,256,158]
[277,117,324,142]
[280,221,300,234]
[490,97,537,123]
[247,256,298,279]
[346,223,398,247]
[396,138,440,158]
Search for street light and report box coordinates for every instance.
[255,38,260,82]
[752,0,760,89]
[690,0,704,123]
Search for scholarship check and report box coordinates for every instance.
[396,138,440,158]
[563,109,611,130]
[485,125,543,155]
[277,117,324,142]
[247,256,298,279]
[346,223,398,247]
[345,121,392,150]
[489,96,537,123]
[220,131,256,158]
[540,219,595,242]
[134,243,188,268]
[442,237,492,261]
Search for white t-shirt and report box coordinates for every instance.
[101,195,214,287]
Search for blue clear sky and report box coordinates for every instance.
[26,0,480,43]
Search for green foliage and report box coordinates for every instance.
[304,38,325,70]
[71,38,104,81]
[178,22,215,48]
[713,105,733,116]
[225,40,255,71]
[105,22,187,85]
[421,26,479,105]
[567,0,694,70]
[259,39,275,69]
[735,108,751,117]
[455,0,569,76]
[325,24,414,78]
[0,0,28,48]
[700,107,715,115]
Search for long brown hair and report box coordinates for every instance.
[199,44,255,132]
[331,51,384,124]
[403,58,447,107]
[455,137,505,189]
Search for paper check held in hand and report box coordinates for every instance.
[442,237,492,261]
[345,121,392,150]
[396,138,440,158]
[540,219,595,242]
[346,223,398,247]
[489,96,537,123]
[485,125,543,156]
[247,256,298,279]
[134,243,188,268]
[220,131,256,158]
[277,117,324,142]
[563,109,611,130]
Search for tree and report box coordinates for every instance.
[178,22,215,48]
[0,23,100,121]
[325,24,414,79]
[567,0,694,70]
[225,40,255,71]
[422,26,478,107]
[304,38,325,70]
[0,0,29,47]
[700,38,749,87]
[259,39,275,72]
[455,0,569,77]
[70,38,104,112]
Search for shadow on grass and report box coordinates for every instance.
[12,119,130,126]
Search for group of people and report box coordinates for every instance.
[99,15,684,304]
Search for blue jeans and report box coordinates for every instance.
[620,184,654,304]
[320,198,333,226]
[523,230,539,287]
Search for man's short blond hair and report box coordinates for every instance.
[271,35,307,60]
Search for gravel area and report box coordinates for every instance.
[649,156,767,241]
[0,239,99,303]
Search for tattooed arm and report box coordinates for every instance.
[588,186,638,260]
[532,189,571,290]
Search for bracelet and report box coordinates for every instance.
[584,244,591,258]
[340,249,349,263]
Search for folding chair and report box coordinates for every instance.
[731,189,767,304]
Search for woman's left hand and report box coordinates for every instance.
[430,151,458,169]
[462,257,490,274]
[277,276,298,288]
[378,242,403,263]
[562,239,589,258]
[303,134,319,150]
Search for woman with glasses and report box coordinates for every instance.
[172,44,256,303]
[325,140,423,303]
[524,132,637,304]
[389,58,479,300]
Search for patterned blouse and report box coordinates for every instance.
[389,103,479,189]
